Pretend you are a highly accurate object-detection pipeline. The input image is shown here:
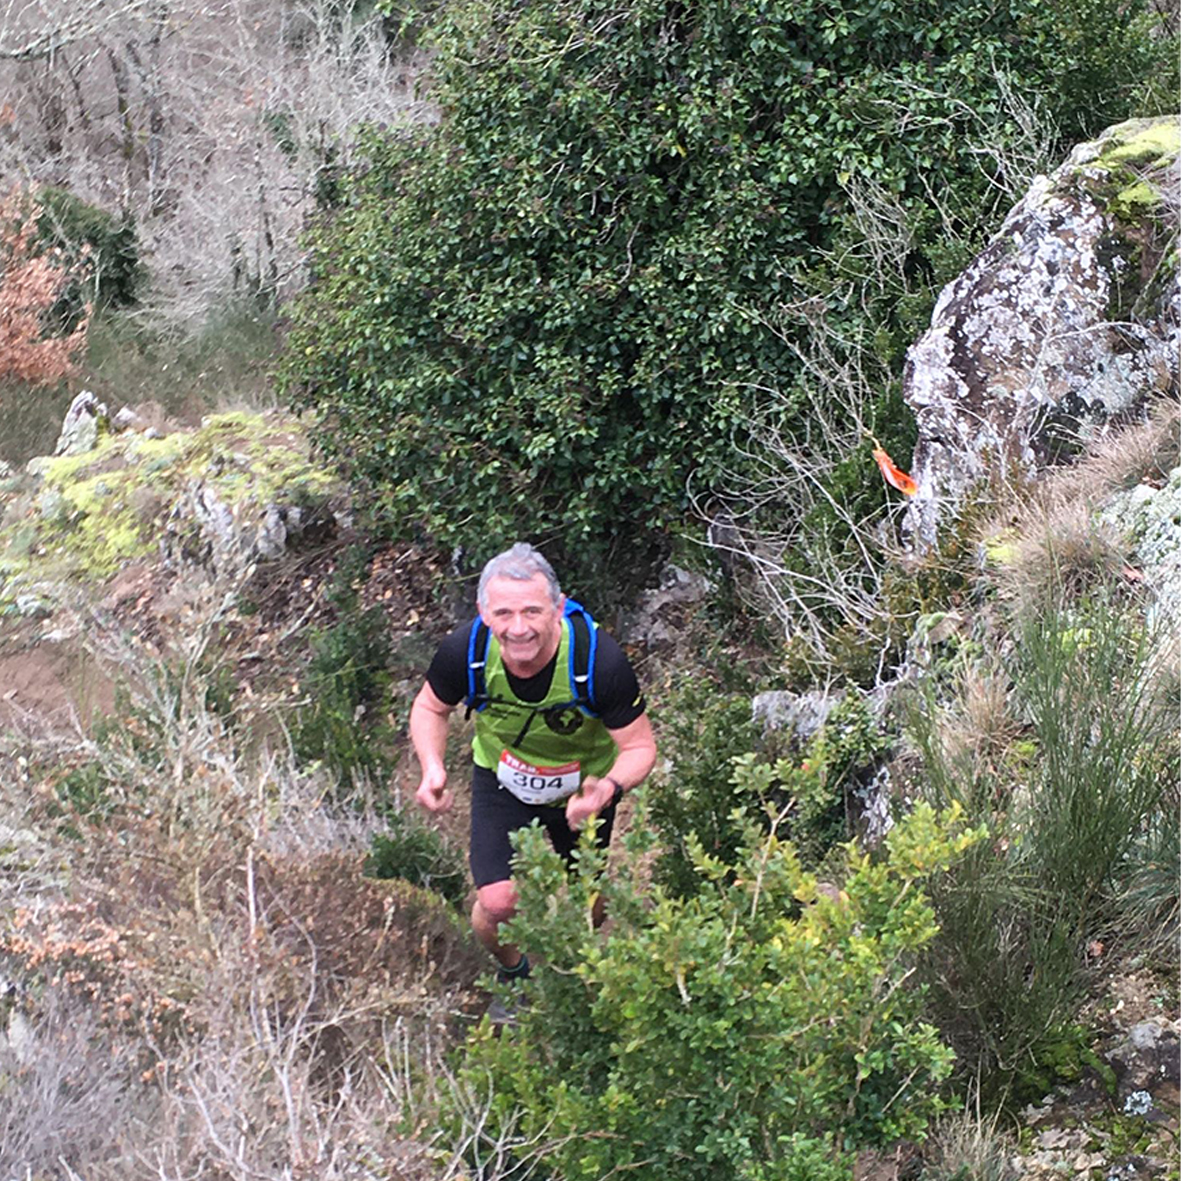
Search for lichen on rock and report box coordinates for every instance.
[1101,463,1181,622]
[902,116,1180,552]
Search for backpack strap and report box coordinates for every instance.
[464,617,492,717]
[564,599,599,717]
[464,601,600,721]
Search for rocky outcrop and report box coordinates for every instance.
[0,406,350,612]
[619,564,714,647]
[53,391,108,458]
[903,117,1180,551]
[1101,462,1181,623]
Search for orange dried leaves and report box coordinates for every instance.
[0,187,91,386]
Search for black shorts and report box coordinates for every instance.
[468,763,618,889]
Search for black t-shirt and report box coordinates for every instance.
[426,620,646,731]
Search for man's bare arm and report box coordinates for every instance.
[567,713,657,828]
[409,681,457,813]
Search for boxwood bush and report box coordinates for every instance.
[439,795,984,1179]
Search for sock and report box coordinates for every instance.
[497,952,530,982]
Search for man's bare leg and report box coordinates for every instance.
[473,882,524,969]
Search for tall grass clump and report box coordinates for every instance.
[910,581,1178,1103]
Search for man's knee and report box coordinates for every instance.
[476,880,519,926]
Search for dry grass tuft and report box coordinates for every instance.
[919,1106,1018,1181]
[933,664,1025,791]
[983,399,1180,613]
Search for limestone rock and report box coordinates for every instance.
[162,480,244,573]
[257,504,289,559]
[752,689,842,740]
[163,483,338,574]
[903,117,1180,551]
[1106,1019,1181,1113]
[54,390,109,457]
[14,593,52,618]
[111,406,142,432]
[1100,464,1181,621]
[36,485,65,521]
[619,564,713,647]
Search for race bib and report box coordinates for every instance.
[497,750,582,805]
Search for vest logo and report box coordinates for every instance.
[543,706,584,736]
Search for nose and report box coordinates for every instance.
[506,611,533,635]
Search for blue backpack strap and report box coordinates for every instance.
[564,598,599,716]
[464,617,492,716]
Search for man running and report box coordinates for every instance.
[409,543,656,991]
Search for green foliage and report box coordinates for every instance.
[1014,597,1176,912]
[364,809,468,905]
[35,187,141,328]
[791,693,887,857]
[652,687,889,896]
[910,590,1178,1104]
[292,548,395,791]
[1009,1023,1116,1103]
[648,679,759,898]
[283,0,1169,572]
[1117,807,1180,952]
[439,798,984,1179]
[53,760,112,827]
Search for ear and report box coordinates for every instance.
[557,593,567,614]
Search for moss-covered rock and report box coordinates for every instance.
[0,411,347,601]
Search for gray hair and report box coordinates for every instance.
[477,543,562,608]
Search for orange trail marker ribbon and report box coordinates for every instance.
[869,436,917,496]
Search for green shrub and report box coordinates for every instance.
[648,681,759,898]
[282,0,1169,573]
[653,687,889,895]
[365,809,468,906]
[35,187,141,328]
[438,798,984,1179]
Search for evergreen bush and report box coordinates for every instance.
[648,681,758,898]
[365,809,468,906]
[282,0,1170,573]
[651,686,888,895]
[36,187,141,328]
[440,797,984,1179]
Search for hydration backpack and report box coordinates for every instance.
[464,598,600,719]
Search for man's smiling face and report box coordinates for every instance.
[480,573,566,677]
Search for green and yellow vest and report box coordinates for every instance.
[471,621,617,803]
